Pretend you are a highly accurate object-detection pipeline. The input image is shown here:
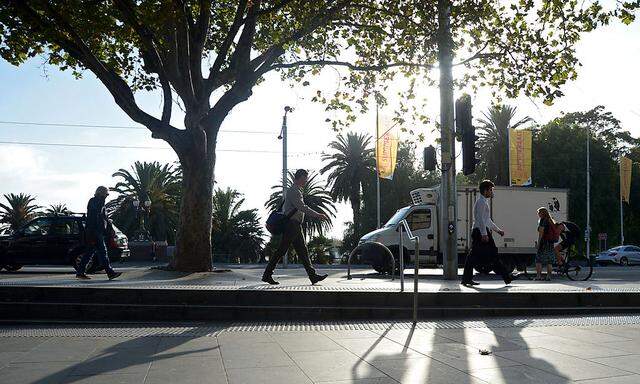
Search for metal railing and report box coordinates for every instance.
[345,220,420,323]
[397,219,420,323]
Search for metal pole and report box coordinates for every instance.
[586,125,591,259]
[620,158,624,245]
[282,107,290,268]
[438,0,457,280]
[507,128,512,187]
[376,104,381,229]
[413,237,419,323]
[399,227,405,292]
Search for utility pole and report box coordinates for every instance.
[376,104,381,229]
[279,106,292,267]
[586,125,591,260]
[438,0,458,280]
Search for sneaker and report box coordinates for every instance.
[503,274,514,285]
[309,273,328,285]
[461,280,480,286]
[76,273,91,280]
[107,271,122,280]
[262,275,279,285]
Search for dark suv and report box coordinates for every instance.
[0,215,129,272]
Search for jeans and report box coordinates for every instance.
[78,234,114,275]
[263,220,317,277]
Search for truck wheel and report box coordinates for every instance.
[5,264,22,272]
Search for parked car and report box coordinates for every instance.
[596,246,640,266]
[0,214,129,272]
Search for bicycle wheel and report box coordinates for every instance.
[564,252,593,281]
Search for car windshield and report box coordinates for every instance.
[609,247,624,252]
[384,207,411,228]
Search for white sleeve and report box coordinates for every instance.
[474,199,487,235]
[487,216,501,233]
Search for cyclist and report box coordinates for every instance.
[554,221,581,266]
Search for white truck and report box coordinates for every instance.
[358,185,569,272]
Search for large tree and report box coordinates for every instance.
[321,132,374,239]
[2,1,636,271]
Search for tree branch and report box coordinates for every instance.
[205,0,248,93]
[9,1,184,149]
[113,0,172,124]
[172,0,199,108]
[271,59,433,72]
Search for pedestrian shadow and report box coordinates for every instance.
[26,328,220,384]
[474,319,571,383]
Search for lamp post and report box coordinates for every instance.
[278,106,292,268]
[132,197,152,241]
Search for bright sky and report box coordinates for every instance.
[0,21,638,239]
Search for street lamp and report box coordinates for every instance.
[132,196,152,241]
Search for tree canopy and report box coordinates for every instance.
[2,0,637,271]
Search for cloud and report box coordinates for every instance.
[0,145,108,212]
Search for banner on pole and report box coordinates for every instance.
[509,129,532,186]
[620,156,632,203]
[376,115,399,180]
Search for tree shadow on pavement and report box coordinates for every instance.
[28,328,220,384]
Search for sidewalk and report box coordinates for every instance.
[2,316,640,383]
[1,264,639,293]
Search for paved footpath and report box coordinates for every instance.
[2,264,640,292]
[2,316,640,383]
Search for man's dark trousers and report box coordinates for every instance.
[264,220,316,277]
[462,228,510,283]
[78,234,115,275]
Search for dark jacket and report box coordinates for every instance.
[86,196,108,238]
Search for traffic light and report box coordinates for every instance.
[455,95,477,175]
[423,145,437,171]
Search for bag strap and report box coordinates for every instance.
[285,207,298,219]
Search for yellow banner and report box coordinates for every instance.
[509,129,532,186]
[620,156,632,203]
[376,115,399,180]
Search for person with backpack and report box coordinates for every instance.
[554,221,581,266]
[262,169,329,285]
[535,207,559,281]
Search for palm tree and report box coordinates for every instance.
[0,193,40,230]
[265,171,336,238]
[45,203,71,217]
[108,161,182,243]
[477,105,533,185]
[320,132,375,237]
[212,187,265,263]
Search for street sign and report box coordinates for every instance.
[598,233,607,240]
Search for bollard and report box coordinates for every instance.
[399,226,405,292]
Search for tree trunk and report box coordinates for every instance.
[171,151,215,272]
[351,193,361,239]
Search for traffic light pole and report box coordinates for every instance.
[438,0,458,280]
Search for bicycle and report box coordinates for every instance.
[523,244,593,281]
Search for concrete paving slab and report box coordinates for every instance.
[468,365,569,384]
[0,362,76,384]
[494,348,632,381]
[508,335,630,359]
[146,356,226,384]
[270,331,343,353]
[0,337,49,352]
[63,373,147,384]
[368,356,488,384]
[418,343,522,372]
[576,375,640,383]
[589,354,640,374]
[226,366,312,384]
[290,350,387,382]
[220,341,294,369]
[333,337,425,361]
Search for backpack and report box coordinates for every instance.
[543,221,561,242]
